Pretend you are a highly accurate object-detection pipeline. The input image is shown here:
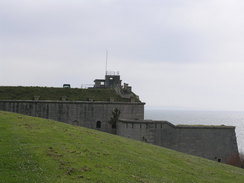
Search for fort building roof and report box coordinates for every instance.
[0,86,142,103]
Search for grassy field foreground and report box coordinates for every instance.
[1,111,244,183]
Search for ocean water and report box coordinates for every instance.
[145,110,244,153]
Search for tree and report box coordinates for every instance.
[109,108,120,129]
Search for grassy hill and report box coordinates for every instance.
[1,111,244,183]
[0,86,140,102]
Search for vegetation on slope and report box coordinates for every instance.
[0,86,140,102]
[1,111,244,183]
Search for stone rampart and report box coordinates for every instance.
[0,100,145,133]
[117,119,239,164]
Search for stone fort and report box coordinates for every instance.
[0,73,239,165]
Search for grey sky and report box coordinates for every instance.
[1,0,244,110]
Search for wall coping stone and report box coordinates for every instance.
[119,119,175,127]
[119,119,235,129]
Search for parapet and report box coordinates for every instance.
[118,119,235,129]
[176,124,235,129]
[119,119,175,127]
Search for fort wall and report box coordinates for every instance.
[117,119,239,163]
[0,100,144,134]
[0,99,240,164]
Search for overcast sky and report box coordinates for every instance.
[1,0,244,110]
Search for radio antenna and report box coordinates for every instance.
[105,49,108,75]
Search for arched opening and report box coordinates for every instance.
[215,157,221,162]
[96,121,101,128]
[112,123,116,129]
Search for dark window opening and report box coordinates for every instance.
[140,124,142,128]
[155,123,157,128]
[96,121,101,128]
[132,123,134,128]
[126,123,128,128]
[161,123,163,128]
[112,123,116,129]
[218,159,221,162]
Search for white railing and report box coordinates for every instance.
[81,84,94,89]
[106,71,120,76]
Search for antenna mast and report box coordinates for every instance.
[105,49,108,75]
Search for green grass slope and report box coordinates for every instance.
[1,111,244,183]
[0,86,140,102]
